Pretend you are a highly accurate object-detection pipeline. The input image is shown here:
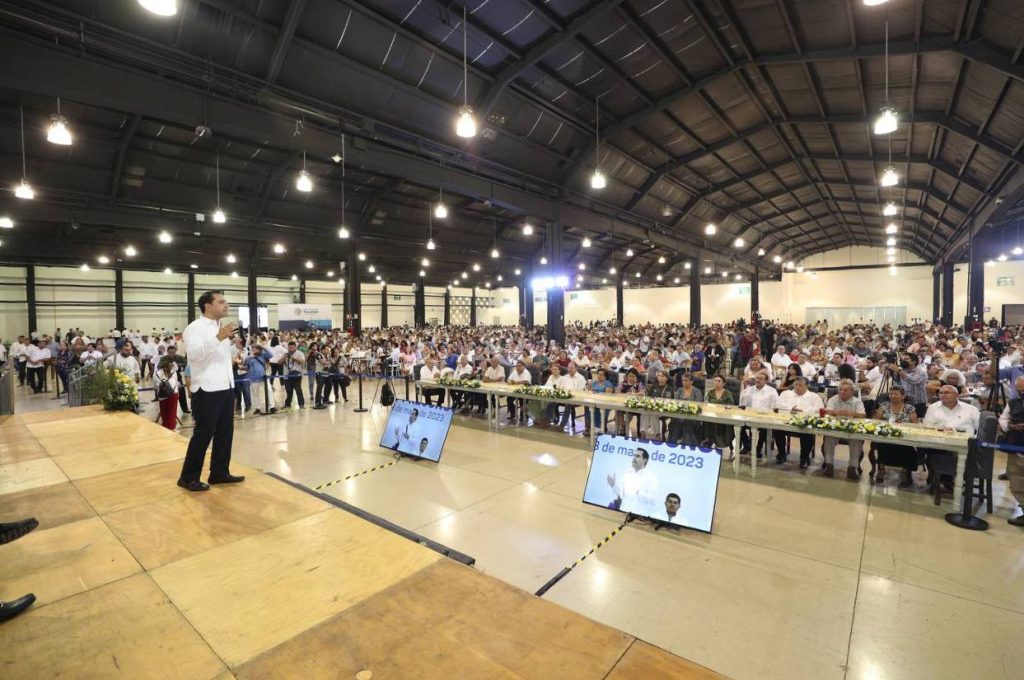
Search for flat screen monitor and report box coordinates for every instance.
[379,399,453,462]
[583,434,722,533]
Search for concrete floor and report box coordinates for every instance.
[15,379,1024,680]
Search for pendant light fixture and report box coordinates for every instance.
[455,6,477,139]
[590,97,606,189]
[522,221,534,236]
[733,237,745,248]
[704,222,717,236]
[296,151,313,192]
[582,236,592,248]
[338,135,350,238]
[757,248,766,256]
[426,210,436,250]
[874,20,898,135]
[14,106,34,200]
[883,201,898,216]
[138,0,178,15]
[1014,223,1023,256]
[491,218,500,258]
[434,187,448,219]
[885,222,898,234]
[212,154,226,223]
[880,164,899,187]
[46,97,72,146]
[625,246,634,257]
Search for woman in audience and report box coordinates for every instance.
[777,363,801,392]
[669,372,703,446]
[643,370,673,439]
[870,386,919,487]
[704,375,735,455]
[616,369,645,436]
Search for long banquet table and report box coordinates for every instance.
[416,380,972,505]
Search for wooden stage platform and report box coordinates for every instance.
[0,407,723,679]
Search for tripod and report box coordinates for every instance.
[984,345,1007,414]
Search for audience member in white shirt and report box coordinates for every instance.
[25,340,51,393]
[505,359,532,422]
[822,379,867,479]
[776,377,824,467]
[107,340,141,384]
[739,372,780,459]
[920,384,981,492]
[770,345,792,375]
[419,356,445,406]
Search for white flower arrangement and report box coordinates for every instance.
[625,396,702,415]
[514,385,573,400]
[787,414,903,438]
[436,376,481,389]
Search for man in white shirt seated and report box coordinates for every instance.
[769,344,792,376]
[739,372,779,458]
[821,379,866,479]
[107,340,141,384]
[777,377,824,468]
[418,355,445,406]
[796,353,817,379]
[480,356,507,415]
[555,362,588,431]
[505,359,532,422]
[921,384,982,493]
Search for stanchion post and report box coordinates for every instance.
[945,438,989,531]
[353,374,368,413]
[261,375,270,416]
[404,375,410,401]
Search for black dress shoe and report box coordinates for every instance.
[177,479,210,492]
[208,474,245,485]
[0,517,39,546]
[0,594,36,623]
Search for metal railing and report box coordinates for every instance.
[66,352,114,408]
[0,366,14,415]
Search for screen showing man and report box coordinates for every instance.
[379,399,453,462]
[583,434,722,533]
[606,447,659,517]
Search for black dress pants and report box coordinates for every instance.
[179,389,234,482]
[284,374,304,407]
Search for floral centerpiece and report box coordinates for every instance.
[513,385,573,400]
[436,376,481,389]
[625,396,702,415]
[89,363,139,412]
[787,414,903,438]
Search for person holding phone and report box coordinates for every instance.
[177,290,245,492]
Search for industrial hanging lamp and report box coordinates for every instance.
[590,97,606,189]
[212,154,226,223]
[14,106,34,200]
[46,97,72,146]
[455,6,477,139]
[874,20,898,135]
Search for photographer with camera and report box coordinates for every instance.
[282,340,306,409]
[884,352,927,418]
